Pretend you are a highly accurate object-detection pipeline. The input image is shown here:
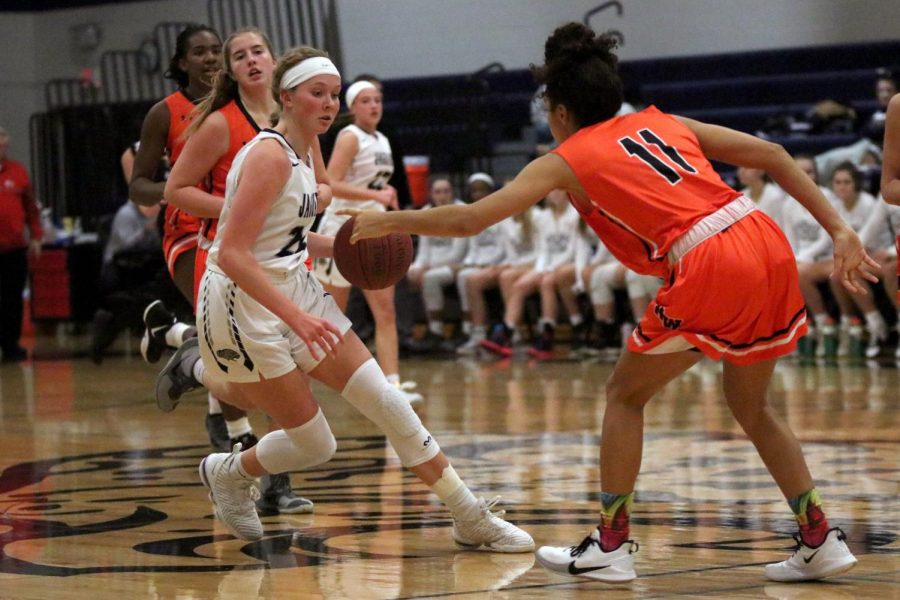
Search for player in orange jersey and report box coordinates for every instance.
[128,24,237,450]
[344,22,876,584]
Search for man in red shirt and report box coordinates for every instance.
[0,127,43,362]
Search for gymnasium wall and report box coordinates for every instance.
[2,0,899,173]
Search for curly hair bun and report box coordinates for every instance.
[545,22,618,70]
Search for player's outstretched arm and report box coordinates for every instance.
[679,115,880,294]
[342,153,574,242]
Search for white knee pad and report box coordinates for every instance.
[590,263,620,305]
[255,407,336,474]
[456,267,476,312]
[423,266,454,312]
[341,358,440,467]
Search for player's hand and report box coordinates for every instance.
[334,209,392,244]
[830,227,880,294]
[316,183,333,213]
[286,310,344,361]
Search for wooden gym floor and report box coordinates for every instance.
[0,334,897,599]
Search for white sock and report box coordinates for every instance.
[461,320,472,335]
[430,465,479,520]
[864,310,886,336]
[569,314,584,327]
[229,453,255,480]
[165,322,192,347]
[226,417,252,439]
[385,373,400,386]
[192,358,208,387]
[813,313,829,328]
[538,318,555,330]
[208,393,222,415]
[429,320,443,336]
[469,325,486,340]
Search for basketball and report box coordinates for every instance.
[332,217,414,289]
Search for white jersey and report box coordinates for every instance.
[858,195,900,254]
[411,200,470,269]
[797,190,879,263]
[208,129,318,278]
[326,124,394,217]
[500,207,539,267]
[782,186,834,262]
[533,203,581,272]
[743,182,788,231]
[462,221,506,267]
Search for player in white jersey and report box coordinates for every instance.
[186,48,533,552]
[313,80,422,403]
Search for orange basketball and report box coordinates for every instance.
[332,217,414,290]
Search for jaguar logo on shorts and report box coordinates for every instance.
[654,304,682,330]
[216,348,241,361]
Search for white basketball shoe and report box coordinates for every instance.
[765,528,857,582]
[199,444,264,541]
[535,528,638,582]
[452,496,534,553]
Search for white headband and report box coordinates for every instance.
[280,57,340,90]
[467,172,495,188]
[345,80,377,107]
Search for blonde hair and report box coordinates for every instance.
[271,46,331,106]
[186,27,276,137]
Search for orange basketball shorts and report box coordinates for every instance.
[162,205,201,278]
[628,211,807,365]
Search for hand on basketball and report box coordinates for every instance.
[335,209,392,243]
[830,227,881,294]
[287,311,345,361]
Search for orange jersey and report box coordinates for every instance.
[553,106,742,276]
[198,98,260,246]
[164,89,196,164]
[162,90,202,276]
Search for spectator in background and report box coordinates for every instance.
[798,162,883,359]
[738,166,787,229]
[814,71,893,184]
[454,173,507,345]
[90,146,164,363]
[861,70,897,146]
[405,176,469,352]
[0,126,42,363]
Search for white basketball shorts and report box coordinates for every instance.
[197,268,352,383]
